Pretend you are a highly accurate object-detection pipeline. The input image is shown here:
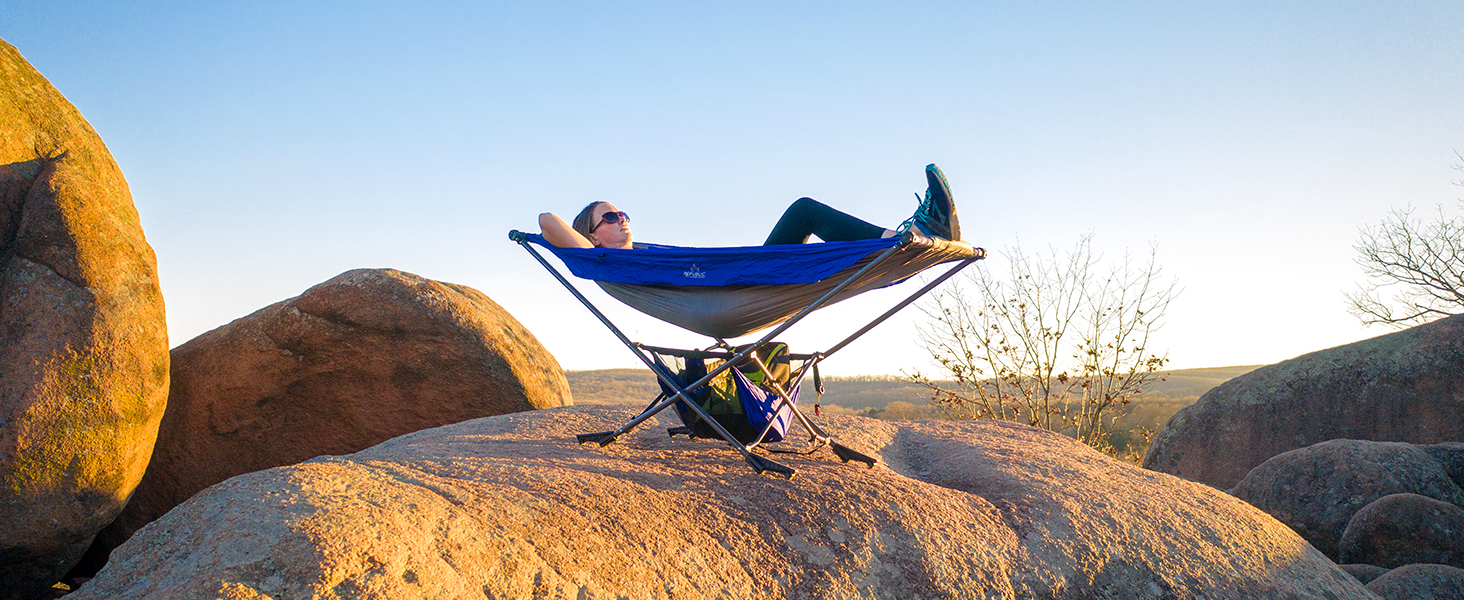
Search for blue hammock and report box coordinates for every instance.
[520,233,898,286]
[521,232,977,338]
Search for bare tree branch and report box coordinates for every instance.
[1347,201,1464,327]
[909,234,1179,461]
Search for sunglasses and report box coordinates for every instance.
[592,210,630,230]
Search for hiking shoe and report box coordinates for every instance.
[908,163,959,241]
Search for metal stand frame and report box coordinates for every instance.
[510,229,983,478]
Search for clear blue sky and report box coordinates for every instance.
[3,2,1460,375]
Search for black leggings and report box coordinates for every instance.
[763,198,887,245]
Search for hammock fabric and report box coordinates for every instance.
[521,233,981,338]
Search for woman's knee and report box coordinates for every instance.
[787,197,828,218]
[791,197,822,210]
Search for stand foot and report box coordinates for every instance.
[667,426,695,438]
[830,442,879,468]
[575,431,620,446]
[745,453,796,478]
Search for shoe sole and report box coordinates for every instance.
[925,164,959,241]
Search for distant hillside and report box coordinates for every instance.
[566,365,1262,411]
[566,369,664,407]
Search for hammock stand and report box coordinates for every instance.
[510,229,985,478]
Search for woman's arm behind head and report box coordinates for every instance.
[538,212,594,248]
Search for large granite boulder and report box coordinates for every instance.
[1423,442,1464,488]
[1230,439,1464,560]
[93,269,571,558]
[0,38,169,598]
[1339,564,1389,585]
[1339,493,1464,569]
[1145,315,1464,490]
[1365,564,1464,600]
[74,407,1372,599]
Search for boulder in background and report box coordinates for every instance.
[1229,439,1464,560]
[1339,493,1464,569]
[0,37,169,599]
[93,268,570,560]
[1365,563,1464,600]
[1144,315,1464,490]
[1422,442,1464,488]
[1338,564,1388,585]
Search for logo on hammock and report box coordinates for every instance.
[683,264,707,279]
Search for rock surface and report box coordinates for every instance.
[75,406,1372,599]
[0,38,169,598]
[1365,563,1464,600]
[1144,315,1464,490]
[94,269,571,556]
[1340,493,1464,569]
[1339,564,1389,585]
[1230,439,1464,560]
[1423,442,1464,489]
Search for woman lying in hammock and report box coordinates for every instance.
[538,164,960,249]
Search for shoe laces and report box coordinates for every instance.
[897,191,935,235]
